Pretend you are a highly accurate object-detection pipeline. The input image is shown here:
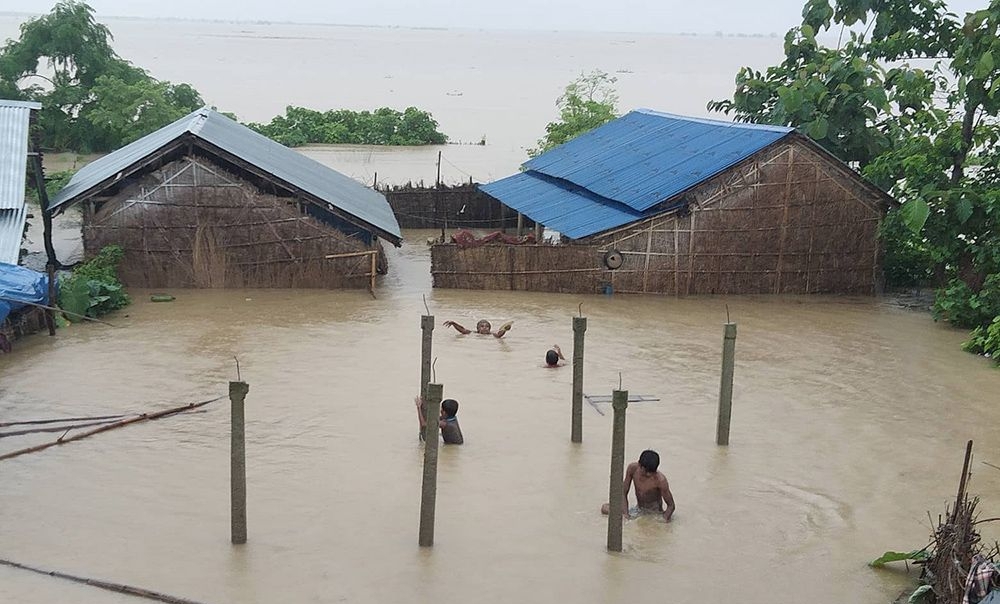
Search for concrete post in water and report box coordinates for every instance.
[420,315,434,401]
[419,382,444,547]
[230,380,250,545]
[716,322,737,446]
[607,389,628,552]
[571,316,587,443]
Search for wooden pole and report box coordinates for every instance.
[607,389,628,552]
[369,250,377,294]
[436,151,442,187]
[516,212,524,237]
[571,316,587,443]
[230,380,249,545]
[716,322,737,446]
[419,382,444,547]
[30,150,58,336]
[953,440,974,521]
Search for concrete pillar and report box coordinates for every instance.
[716,323,737,446]
[607,389,628,552]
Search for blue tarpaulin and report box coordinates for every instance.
[0,262,49,324]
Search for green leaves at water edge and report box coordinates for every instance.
[908,584,933,603]
[868,549,931,567]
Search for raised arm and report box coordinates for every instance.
[493,321,513,338]
[660,475,676,522]
[553,345,565,360]
[443,320,471,334]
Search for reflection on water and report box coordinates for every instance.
[2,230,1000,603]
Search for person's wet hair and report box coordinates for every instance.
[441,399,459,418]
[476,320,491,333]
[545,349,559,366]
[638,449,659,472]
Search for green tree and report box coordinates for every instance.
[0,1,204,151]
[529,70,618,157]
[709,0,1000,360]
[246,106,447,147]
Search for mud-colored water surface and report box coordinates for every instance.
[2,232,999,603]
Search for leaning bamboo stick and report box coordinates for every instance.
[0,558,211,604]
[0,418,132,439]
[324,250,378,260]
[0,413,127,427]
[0,297,118,328]
[0,396,223,462]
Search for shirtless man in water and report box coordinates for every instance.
[602,450,675,522]
[442,319,512,338]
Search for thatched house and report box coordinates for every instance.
[432,109,895,295]
[51,108,401,289]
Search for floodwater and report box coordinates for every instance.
[3,231,1000,603]
[2,15,1000,603]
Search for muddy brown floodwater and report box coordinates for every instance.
[2,230,999,603]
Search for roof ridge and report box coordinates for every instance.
[631,108,794,134]
[187,107,212,136]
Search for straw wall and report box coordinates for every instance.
[591,139,885,295]
[432,243,609,292]
[82,157,380,289]
[384,184,527,230]
[432,137,887,295]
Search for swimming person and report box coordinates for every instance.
[415,396,464,444]
[545,344,565,367]
[442,319,512,338]
[601,450,675,521]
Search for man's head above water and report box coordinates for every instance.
[638,449,660,473]
[475,319,492,334]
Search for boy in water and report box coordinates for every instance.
[545,344,565,367]
[442,319,512,338]
[415,397,464,444]
[602,449,675,521]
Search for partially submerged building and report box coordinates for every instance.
[0,99,41,265]
[51,108,402,289]
[432,109,895,295]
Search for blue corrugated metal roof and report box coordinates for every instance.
[480,171,647,240]
[0,99,40,264]
[523,109,793,212]
[51,108,401,243]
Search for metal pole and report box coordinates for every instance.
[420,315,434,402]
[571,316,587,443]
[716,322,737,446]
[607,389,628,552]
[230,380,249,544]
[419,382,444,547]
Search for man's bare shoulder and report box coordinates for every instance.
[625,462,640,474]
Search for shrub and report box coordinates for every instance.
[58,245,131,318]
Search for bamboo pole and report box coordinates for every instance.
[952,440,974,522]
[0,418,127,438]
[716,323,737,446]
[230,381,249,545]
[419,382,443,547]
[0,396,223,462]
[369,250,377,295]
[571,316,587,443]
[607,389,628,552]
[0,558,210,604]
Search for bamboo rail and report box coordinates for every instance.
[0,396,224,462]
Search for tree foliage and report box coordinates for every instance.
[247,106,448,147]
[0,1,203,152]
[529,70,618,157]
[710,0,1000,361]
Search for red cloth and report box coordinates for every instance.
[451,230,536,248]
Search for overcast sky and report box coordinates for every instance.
[1,0,989,34]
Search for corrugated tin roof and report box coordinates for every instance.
[523,109,793,212]
[480,171,646,240]
[0,99,39,264]
[52,108,401,242]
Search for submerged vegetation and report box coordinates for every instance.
[528,69,619,157]
[710,0,1000,364]
[246,106,448,147]
[58,245,130,319]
